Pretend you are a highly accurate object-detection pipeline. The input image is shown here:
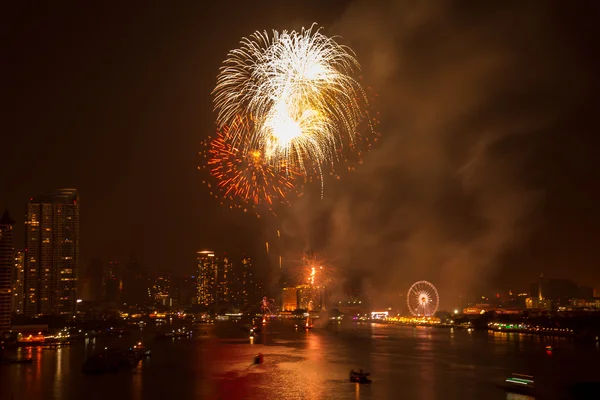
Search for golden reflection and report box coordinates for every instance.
[306,328,323,359]
[56,348,62,377]
[506,392,535,400]
[131,366,143,400]
[355,382,360,400]
[21,346,43,399]
[54,348,63,399]
[418,335,434,400]
[298,331,326,400]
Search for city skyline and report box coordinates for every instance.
[1,1,599,306]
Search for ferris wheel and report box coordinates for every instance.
[407,281,439,316]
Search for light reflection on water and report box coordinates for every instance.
[1,322,599,400]
[54,348,63,399]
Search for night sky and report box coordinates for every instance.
[2,1,599,305]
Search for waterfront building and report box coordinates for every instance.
[24,189,79,316]
[0,210,15,330]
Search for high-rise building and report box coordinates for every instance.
[12,249,25,314]
[216,256,232,305]
[104,261,121,304]
[281,287,298,311]
[238,256,253,306]
[197,251,217,306]
[296,284,325,311]
[150,272,171,306]
[81,257,104,302]
[0,210,15,331]
[122,256,149,306]
[24,189,80,316]
[174,275,197,306]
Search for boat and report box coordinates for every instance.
[350,369,372,384]
[501,373,536,395]
[131,342,151,357]
[253,353,264,365]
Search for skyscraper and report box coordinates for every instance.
[81,257,104,302]
[150,272,171,306]
[174,275,197,306]
[104,261,121,305]
[122,256,149,306]
[239,256,253,307]
[0,210,15,331]
[216,255,232,305]
[24,189,79,316]
[12,249,25,314]
[197,251,217,307]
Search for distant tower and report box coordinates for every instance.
[0,210,15,331]
[24,189,80,316]
[538,273,544,301]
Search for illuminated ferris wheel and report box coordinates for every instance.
[407,281,439,316]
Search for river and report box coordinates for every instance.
[1,319,599,399]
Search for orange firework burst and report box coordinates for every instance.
[200,117,301,213]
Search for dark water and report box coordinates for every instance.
[1,320,599,400]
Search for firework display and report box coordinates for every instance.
[204,23,375,211]
[200,116,300,211]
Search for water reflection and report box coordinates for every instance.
[54,348,63,399]
[506,392,535,400]
[131,364,143,400]
[418,331,434,400]
[3,322,600,400]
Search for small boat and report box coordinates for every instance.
[501,373,535,395]
[132,343,151,357]
[350,369,371,384]
[253,353,264,365]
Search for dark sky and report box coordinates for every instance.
[2,1,599,305]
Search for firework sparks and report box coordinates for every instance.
[201,116,300,210]
[213,23,369,178]
[308,266,316,286]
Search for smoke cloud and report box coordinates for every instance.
[277,0,583,309]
